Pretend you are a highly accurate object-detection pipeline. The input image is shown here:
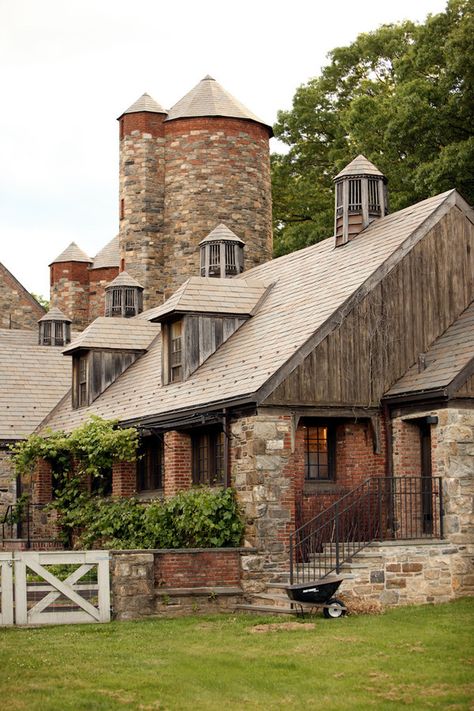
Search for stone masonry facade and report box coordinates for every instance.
[162,118,272,298]
[118,113,272,306]
[0,447,16,518]
[0,262,45,330]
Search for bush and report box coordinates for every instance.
[54,484,244,550]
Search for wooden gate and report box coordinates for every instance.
[0,553,14,625]
[0,551,110,626]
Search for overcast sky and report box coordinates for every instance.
[1,0,448,298]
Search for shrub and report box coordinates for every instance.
[53,482,244,550]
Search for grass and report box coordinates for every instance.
[1,599,473,710]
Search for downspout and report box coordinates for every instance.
[223,408,230,488]
[382,401,394,538]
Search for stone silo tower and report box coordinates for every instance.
[162,76,273,297]
[117,93,168,310]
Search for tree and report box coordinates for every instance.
[272,0,474,256]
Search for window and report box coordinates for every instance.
[304,425,335,481]
[78,355,88,407]
[137,437,163,491]
[91,467,113,497]
[192,429,225,486]
[170,321,183,382]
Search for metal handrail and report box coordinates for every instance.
[290,476,443,584]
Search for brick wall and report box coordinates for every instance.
[155,549,241,588]
[293,419,387,528]
[33,458,53,505]
[0,262,45,330]
[163,430,192,496]
[112,460,136,497]
[88,266,119,321]
[111,548,247,620]
[50,260,90,330]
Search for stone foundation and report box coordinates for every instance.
[340,540,474,606]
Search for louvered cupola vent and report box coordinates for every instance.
[334,155,388,247]
[199,224,245,278]
[38,307,72,346]
[105,271,144,318]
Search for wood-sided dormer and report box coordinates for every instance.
[144,277,273,385]
[63,317,158,408]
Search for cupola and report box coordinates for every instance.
[38,307,71,346]
[104,271,144,318]
[199,224,245,278]
[334,155,388,247]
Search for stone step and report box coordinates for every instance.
[235,604,298,616]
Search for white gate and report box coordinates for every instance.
[0,550,110,626]
[0,553,14,625]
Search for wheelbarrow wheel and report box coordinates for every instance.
[323,598,346,619]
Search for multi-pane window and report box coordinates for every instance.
[304,425,335,481]
[78,355,88,407]
[170,321,183,382]
[137,437,163,491]
[192,429,225,486]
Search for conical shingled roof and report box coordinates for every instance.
[120,92,167,117]
[199,224,245,245]
[335,154,385,180]
[49,242,92,266]
[105,270,144,290]
[166,76,272,133]
[38,306,71,323]
[92,235,120,269]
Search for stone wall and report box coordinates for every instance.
[110,548,247,620]
[0,262,45,330]
[50,260,90,330]
[0,447,16,518]
[162,117,272,298]
[340,540,473,605]
[118,112,166,311]
[88,266,119,321]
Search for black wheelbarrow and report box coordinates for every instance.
[285,576,347,618]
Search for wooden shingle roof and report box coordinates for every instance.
[49,242,92,265]
[41,189,468,431]
[385,301,474,400]
[62,318,158,354]
[92,236,120,270]
[0,330,73,440]
[140,277,271,322]
[165,76,271,132]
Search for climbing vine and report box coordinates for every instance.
[9,416,244,550]
[10,415,139,480]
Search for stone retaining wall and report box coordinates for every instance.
[110,548,250,620]
[340,540,474,606]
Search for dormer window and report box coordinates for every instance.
[38,307,71,346]
[199,224,244,278]
[105,271,144,318]
[170,321,183,382]
[153,277,271,385]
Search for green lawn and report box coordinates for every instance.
[1,599,473,710]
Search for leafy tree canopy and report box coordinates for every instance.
[272,0,474,255]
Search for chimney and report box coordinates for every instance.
[334,155,388,247]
